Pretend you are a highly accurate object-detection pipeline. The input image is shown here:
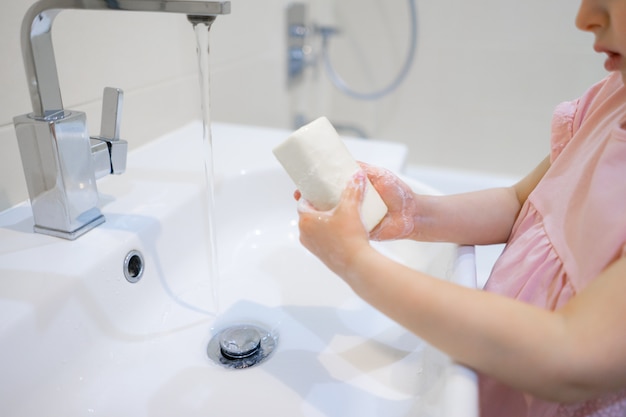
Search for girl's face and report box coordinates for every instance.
[577,0,626,83]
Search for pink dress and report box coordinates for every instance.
[480,71,626,417]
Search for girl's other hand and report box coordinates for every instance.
[359,163,420,241]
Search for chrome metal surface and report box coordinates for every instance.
[14,110,104,240]
[123,250,144,283]
[219,326,262,359]
[286,2,309,88]
[187,14,217,26]
[207,325,278,370]
[21,0,231,118]
[91,138,112,179]
[91,87,128,177]
[100,87,123,141]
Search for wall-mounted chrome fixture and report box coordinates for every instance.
[286,2,311,89]
[286,1,419,101]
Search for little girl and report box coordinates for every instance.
[294,0,626,415]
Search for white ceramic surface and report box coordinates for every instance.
[0,122,477,417]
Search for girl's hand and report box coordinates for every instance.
[296,170,372,279]
[359,163,420,241]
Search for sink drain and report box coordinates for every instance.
[207,324,277,369]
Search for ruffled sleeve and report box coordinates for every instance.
[550,99,578,162]
[550,74,618,163]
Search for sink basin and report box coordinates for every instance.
[0,122,477,417]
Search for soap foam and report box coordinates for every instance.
[361,164,418,241]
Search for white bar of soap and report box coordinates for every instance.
[272,117,388,232]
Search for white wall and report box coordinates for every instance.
[0,0,608,212]
[312,0,606,175]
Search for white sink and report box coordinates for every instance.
[0,122,477,417]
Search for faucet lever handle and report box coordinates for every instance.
[100,87,124,140]
[92,87,127,176]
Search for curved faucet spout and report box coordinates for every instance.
[14,0,230,240]
[22,0,231,119]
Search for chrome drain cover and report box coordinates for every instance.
[207,324,278,369]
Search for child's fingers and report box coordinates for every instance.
[296,170,367,219]
[338,170,367,213]
[297,196,318,214]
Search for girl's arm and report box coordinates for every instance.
[297,168,626,403]
[349,239,626,403]
[366,156,551,245]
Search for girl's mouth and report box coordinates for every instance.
[595,45,623,72]
[604,51,622,72]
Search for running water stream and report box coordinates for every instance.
[192,18,220,316]
[190,17,280,368]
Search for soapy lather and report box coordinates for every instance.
[272,117,388,232]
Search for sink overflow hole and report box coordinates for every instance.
[124,250,144,283]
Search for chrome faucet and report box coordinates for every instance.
[13,0,230,240]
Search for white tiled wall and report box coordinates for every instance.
[0,0,608,212]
